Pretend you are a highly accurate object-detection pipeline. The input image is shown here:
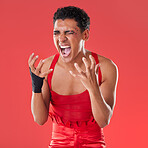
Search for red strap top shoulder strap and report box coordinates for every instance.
[48,54,60,89]
[91,52,102,85]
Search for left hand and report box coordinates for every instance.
[69,55,101,91]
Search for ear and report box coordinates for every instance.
[82,29,89,41]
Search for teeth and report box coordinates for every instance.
[60,45,70,48]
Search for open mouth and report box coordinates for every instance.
[59,45,71,57]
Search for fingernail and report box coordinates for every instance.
[50,69,53,71]
[42,59,45,62]
[36,55,38,58]
[32,53,34,55]
[82,57,85,60]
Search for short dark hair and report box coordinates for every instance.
[53,6,90,33]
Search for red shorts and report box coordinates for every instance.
[49,121,106,148]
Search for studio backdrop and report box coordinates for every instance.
[0,0,148,148]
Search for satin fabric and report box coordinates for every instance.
[47,52,106,148]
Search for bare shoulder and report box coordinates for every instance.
[97,54,119,83]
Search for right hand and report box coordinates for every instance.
[28,53,53,78]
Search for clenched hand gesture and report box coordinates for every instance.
[28,53,53,78]
[69,55,101,92]
[28,53,53,93]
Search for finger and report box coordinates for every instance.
[29,55,39,71]
[95,63,101,74]
[74,63,85,77]
[28,53,34,65]
[69,71,76,77]
[89,55,96,70]
[82,57,90,74]
[35,59,44,74]
[69,71,83,79]
[40,69,53,77]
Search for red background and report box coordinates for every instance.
[0,0,148,147]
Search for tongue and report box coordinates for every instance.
[62,47,71,56]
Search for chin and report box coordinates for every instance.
[60,53,73,63]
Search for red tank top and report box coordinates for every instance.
[47,52,106,148]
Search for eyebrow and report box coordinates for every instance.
[53,30,75,34]
[53,30,60,33]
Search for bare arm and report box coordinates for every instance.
[70,55,119,128]
[89,58,118,128]
[28,53,53,125]
[31,79,50,125]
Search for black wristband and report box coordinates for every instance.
[29,68,45,93]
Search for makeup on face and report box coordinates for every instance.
[53,30,78,58]
[53,30,77,36]
[53,19,84,62]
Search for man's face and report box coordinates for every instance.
[53,19,84,63]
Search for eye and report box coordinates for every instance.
[65,31,75,35]
[53,31,60,35]
[69,31,74,34]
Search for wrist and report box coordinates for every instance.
[88,84,101,98]
[29,68,45,93]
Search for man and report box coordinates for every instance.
[28,6,118,148]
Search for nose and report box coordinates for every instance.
[59,34,67,42]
